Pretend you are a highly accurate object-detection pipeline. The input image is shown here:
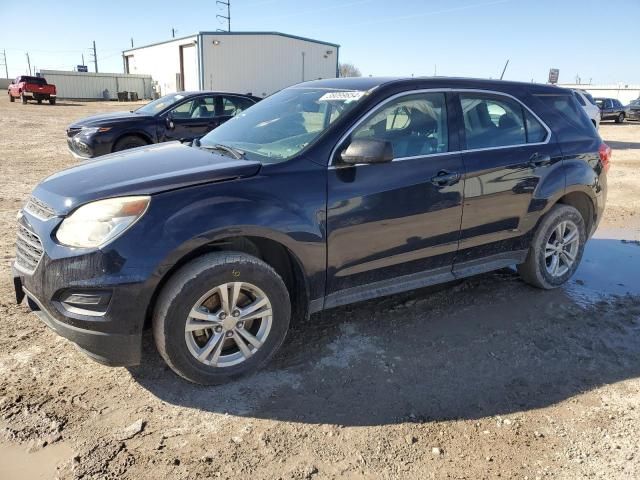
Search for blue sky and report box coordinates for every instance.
[1,0,638,84]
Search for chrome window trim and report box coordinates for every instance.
[328,88,552,169]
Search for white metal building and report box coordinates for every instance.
[39,70,153,100]
[560,83,640,105]
[122,32,340,97]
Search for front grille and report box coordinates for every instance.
[24,196,56,220]
[67,127,82,138]
[15,224,44,274]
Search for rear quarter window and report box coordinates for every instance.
[534,94,598,143]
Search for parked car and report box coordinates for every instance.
[13,77,609,385]
[66,91,260,159]
[571,89,600,128]
[594,97,626,123]
[8,75,57,105]
[625,98,640,121]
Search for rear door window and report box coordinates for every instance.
[573,91,586,106]
[460,94,527,149]
[220,96,254,117]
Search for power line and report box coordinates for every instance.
[217,0,231,32]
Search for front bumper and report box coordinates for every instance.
[15,275,141,366]
[11,212,156,366]
[67,136,95,159]
[66,132,113,159]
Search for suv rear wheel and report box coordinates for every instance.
[517,204,586,289]
[616,112,625,123]
[153,252,291,385]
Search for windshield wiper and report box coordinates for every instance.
[199,142,246,160]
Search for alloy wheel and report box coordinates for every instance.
[184,282,273,367]
[544,220,580,277]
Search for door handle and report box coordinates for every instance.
[430,170,460,187]
[528,153,551,167]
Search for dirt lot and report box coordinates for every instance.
[0,100,639,480]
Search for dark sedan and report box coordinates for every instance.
[626,99,640,121]
[594,97,627,123]
[66,91,260,159]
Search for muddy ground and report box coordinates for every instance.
[0,100,639,480]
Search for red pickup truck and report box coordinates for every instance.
[8,75,57,105]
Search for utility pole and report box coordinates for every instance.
[499,59,509,80]
[1,49,8,78]
[217,0,231,32]
[90,41,98,73]
[171,28,176,38]
[131,38,134,48]
[26,52,31,75]
[82,53,85,66]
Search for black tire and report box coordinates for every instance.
[615,112,625,124]
[21,94,27,104]
[37,99,42,105]
[517,204,586,289]
[153,252,291,385]
[9,94,14,103]
[49,98,56,105]
[113,135,148,152]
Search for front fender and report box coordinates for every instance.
[114,159,328,301]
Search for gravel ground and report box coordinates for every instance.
[0,100,639,480]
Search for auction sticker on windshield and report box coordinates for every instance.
[319,91,366,103]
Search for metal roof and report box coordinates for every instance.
[123,31,339,54]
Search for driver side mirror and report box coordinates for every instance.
[165,112,175,130]
[340,138,394,165]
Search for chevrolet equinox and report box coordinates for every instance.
[13,77,609,384]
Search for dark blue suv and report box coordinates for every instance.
[13,77,609,384]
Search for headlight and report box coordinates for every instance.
[81,126,112,135]
[56,196,150,248]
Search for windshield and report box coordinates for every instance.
[135,94,188,115]
[583,92,596,105]
[199,87,367,163]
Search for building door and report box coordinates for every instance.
[180,44,199,91]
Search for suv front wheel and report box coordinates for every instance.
[518,204,586,289]
[153,252,291,385]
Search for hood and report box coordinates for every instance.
[69,111,151,128]
[33,142,262,215]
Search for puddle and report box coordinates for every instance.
[565,227,640,305]
[0,441,72,480]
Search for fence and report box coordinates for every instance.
[38,70,153,100]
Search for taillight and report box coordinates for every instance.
[599,143,611,173]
